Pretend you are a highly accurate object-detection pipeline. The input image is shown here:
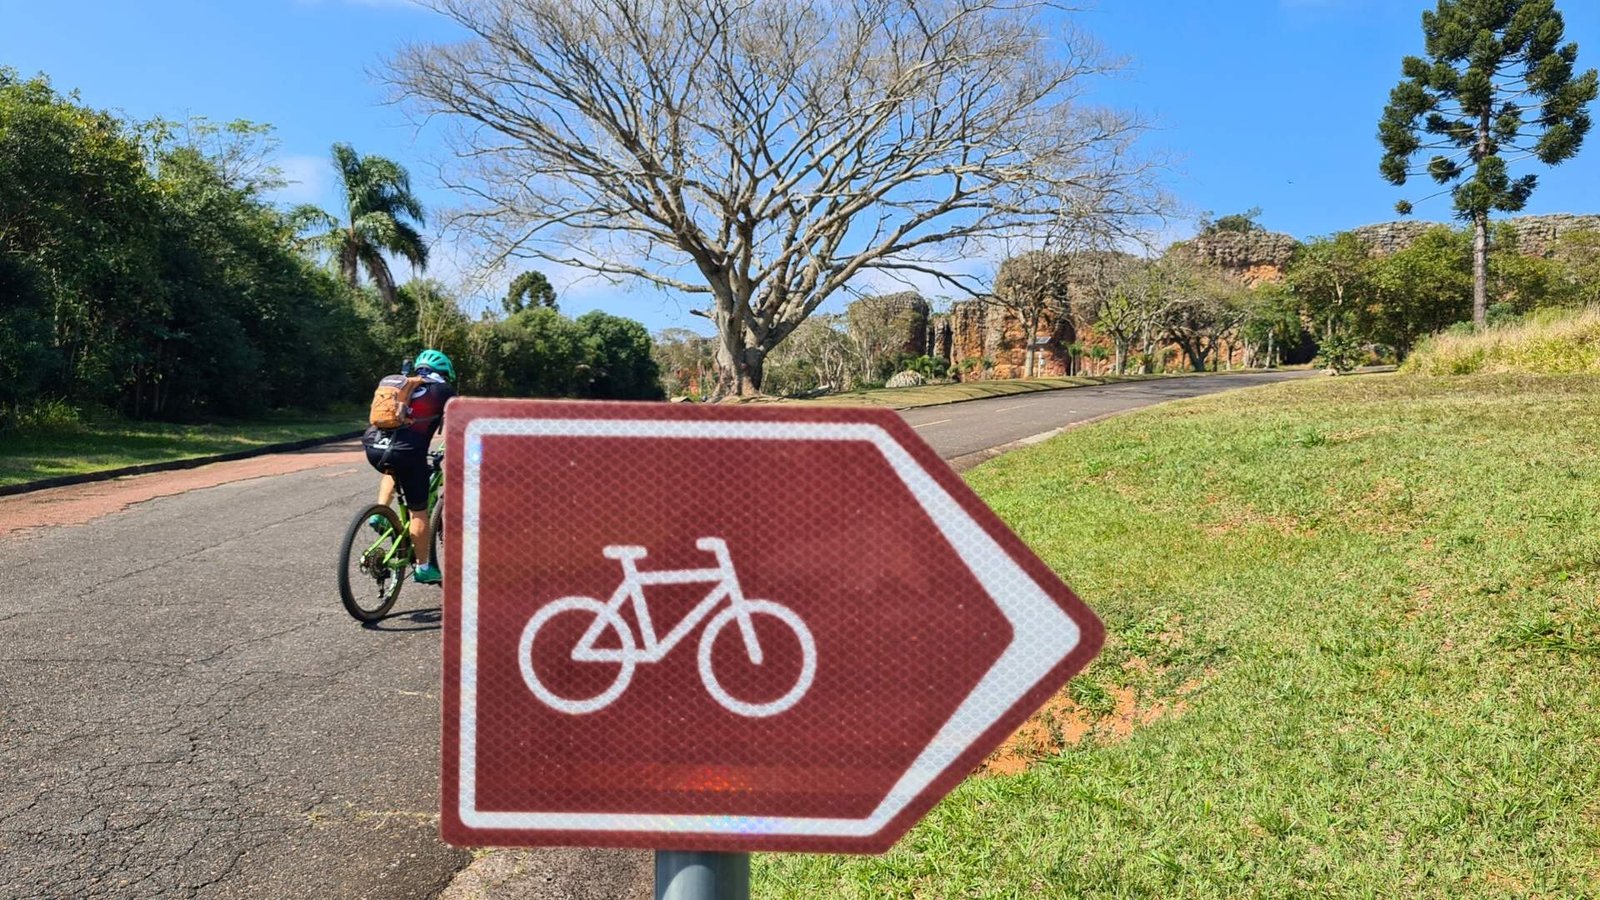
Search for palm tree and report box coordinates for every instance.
[292,143,427,312]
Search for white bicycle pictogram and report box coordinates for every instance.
[518,537,817,717]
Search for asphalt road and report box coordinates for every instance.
[0,370,1313,899]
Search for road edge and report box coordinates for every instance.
[0,430,366,498]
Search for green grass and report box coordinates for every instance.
[755,373,1600,898]
[0,408,363,488]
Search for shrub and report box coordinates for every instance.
[1314,333,1365,375]
[1402,306,1600,375]
[896,354,949,380]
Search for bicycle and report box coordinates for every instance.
[336,448,445,623]
[519,537,816,718]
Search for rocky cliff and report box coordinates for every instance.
[847,291,931,356]
[1351,213,1600,256]
[931,213,1600,379]
[1172,230,1300,285]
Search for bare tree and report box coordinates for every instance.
[390,0,1156,396]
[1097,257,1185,373]
[844,294,919,385]
[991,250,1073,378]
[1161,264,1248,373]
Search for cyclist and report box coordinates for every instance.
[363,348,456,585]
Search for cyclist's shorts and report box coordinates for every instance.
[364,444,431,513]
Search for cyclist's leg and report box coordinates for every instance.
[391,456,435,567]
[408,511,432,564]
[363,445,401,529]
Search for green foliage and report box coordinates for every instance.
[1236,282,1304,367]
[1159,264,1249,372]
[1379,1,1596,221]
[1313,332,1365,373]
[1379,0,1597,325]
[573,310,665,400]
[1286,233,1376,338]
[0,69,669,428]
[462,306,662,400]
[292,143,428,312]
[1197,207,1264,235]
[1365,225,1473,354]
[0,69,384,426]
[652,328,717,400]
[504,269,558,314]
[896,354,949,380]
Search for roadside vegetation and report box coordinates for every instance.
[0,408,362,488]
[0,69,661,439]
[1403,306,1600,375]
[756,374,1600,898]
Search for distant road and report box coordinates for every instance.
[904,369,1319,468]
[0,368,1315,899]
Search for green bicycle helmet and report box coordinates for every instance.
[415,348,455,383]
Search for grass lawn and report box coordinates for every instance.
[755,373,1600,898]
[0,408,364,488]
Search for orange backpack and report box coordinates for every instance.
[368,374,426,430]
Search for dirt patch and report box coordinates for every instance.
[981,682,1192,776]
[0,441,365,538]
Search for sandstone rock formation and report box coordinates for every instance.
[847,292,931,357]
[930,213,1600,381]
[937,300,1077,378]
[1350,213,1600,256]
[1172,230,1299,285]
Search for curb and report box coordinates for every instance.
[0,430,366,498]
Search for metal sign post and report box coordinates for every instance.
[655,851,749,900]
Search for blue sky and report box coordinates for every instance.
[3,0,1598,331]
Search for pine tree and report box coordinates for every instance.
[1379,0,1596,328]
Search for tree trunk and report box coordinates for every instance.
[341,239,360,291]
[1472,211,1489,328]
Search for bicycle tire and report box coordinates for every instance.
[338,503,408,623]
[428,499,445,575]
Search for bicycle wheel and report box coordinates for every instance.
[698,600,817,718]
[337,503,409,623]
[518,597,637,714]
[428,499,445,574]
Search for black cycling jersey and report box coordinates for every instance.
[363,376,455,453]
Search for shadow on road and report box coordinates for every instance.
[362,606,442,632]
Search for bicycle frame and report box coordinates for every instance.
[573,538,764,665]
[364,452,445,569]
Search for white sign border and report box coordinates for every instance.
[458,416,1081,839]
